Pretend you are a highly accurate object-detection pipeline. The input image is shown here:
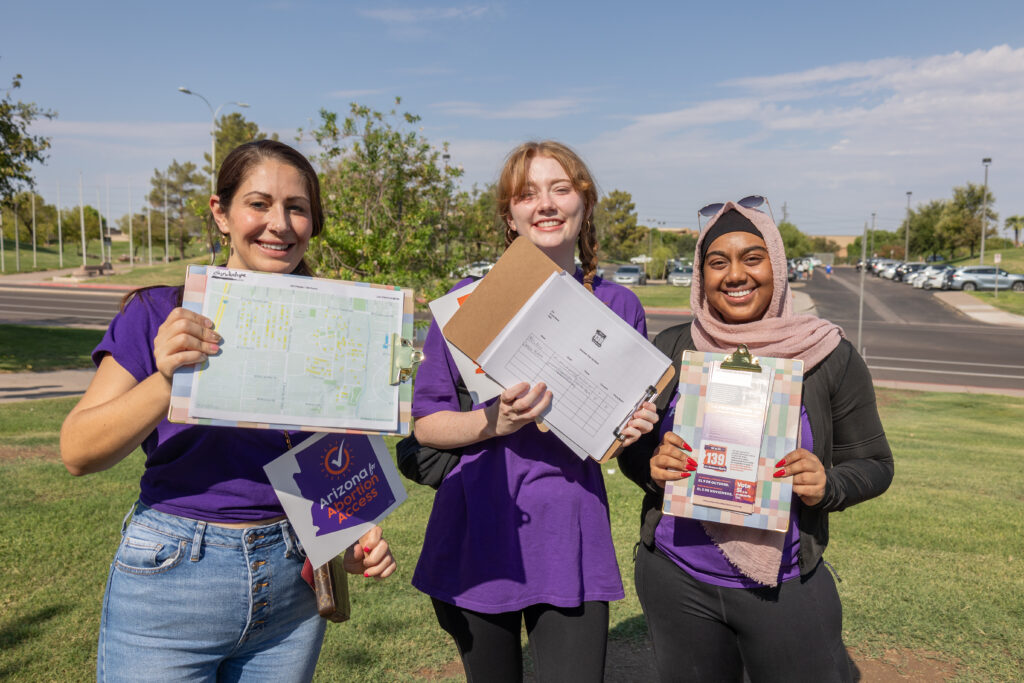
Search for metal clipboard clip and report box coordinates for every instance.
[389,334,424,385]
[613,385,657,441]
[720,344,762,373]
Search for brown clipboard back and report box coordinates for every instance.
[596,363,676,463]
[443,237,561,362]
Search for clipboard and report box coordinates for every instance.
[168,265,420,436]
[663,348,803,531]
[443,238,675,462]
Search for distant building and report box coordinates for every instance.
[811,235,858,259]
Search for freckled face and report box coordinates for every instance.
[506,156,584,264]
[211,159,313,273]
[702,232,774,324]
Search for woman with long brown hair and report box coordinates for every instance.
[61,140,396,681]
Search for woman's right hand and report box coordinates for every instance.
[487,381,552,438]
[153,308,222,383]
[650,431,696,488]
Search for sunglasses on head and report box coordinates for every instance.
[697,195,773,228]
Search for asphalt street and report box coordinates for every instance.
[1,267,1022,400]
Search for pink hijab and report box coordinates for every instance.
[689,201,843,586]
[690,201,843,370]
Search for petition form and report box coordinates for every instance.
[477,271,670,460]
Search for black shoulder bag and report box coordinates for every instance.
[396,378,473,490]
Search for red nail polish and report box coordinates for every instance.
[775,458,786,468]
[687,457,697,468]
[363,572,370,578]
[363,546,371,553]
[773,469,786,478]
[681,472,691,479]
[681,441,693,452]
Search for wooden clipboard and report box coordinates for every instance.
[443,238,675,462]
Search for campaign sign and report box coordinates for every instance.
[264,433,406,569]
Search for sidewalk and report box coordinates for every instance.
[933,290,1024,328]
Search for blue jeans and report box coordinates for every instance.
[97,502,326,682]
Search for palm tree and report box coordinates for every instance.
[1006,216,1024,247]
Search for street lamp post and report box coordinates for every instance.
[980,157,992,265]
[904,191,912,260]
[177,87,250,193]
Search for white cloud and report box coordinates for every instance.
[564,45,1024,234]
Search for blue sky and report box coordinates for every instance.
[5,1,1024,240]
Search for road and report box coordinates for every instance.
[2,272,1022,394]
[798,267,1024,393]
[0,284,125,328]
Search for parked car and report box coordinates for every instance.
[879,262,901,280]
[945,266,1024,291]
[910,265,944,288]
[918,265,952,290]
[788,259,799,281]
[667,266,693,287]
[894,262,926,282]
[612,264,647,286]
[870,258,898,276]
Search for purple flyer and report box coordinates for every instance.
[264,433,407,568]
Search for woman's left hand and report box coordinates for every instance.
[774,448,827,507]
[343,525,397,580]
[617,401,659,449]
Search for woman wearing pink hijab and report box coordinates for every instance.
[619,200,893,682]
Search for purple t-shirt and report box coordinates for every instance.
[411,273,646,613]
[93,286,312,523]
[654,396,811,588]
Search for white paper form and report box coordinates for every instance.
[691,362,774,514]
[477,271,670,460]
[428,280,503,405]
[190,268,403,431]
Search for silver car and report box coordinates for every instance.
[945,265,1024,292]
[612,264,647,286]
[667,266,693,287]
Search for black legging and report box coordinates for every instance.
[634,543,852,683]
[431,598,608,683]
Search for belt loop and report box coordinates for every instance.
[281,520,300,559]
[120,501,139,537]
[190,521,207,562]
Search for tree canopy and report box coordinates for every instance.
[1,73,56,206]
[306,100,462,300]
[594,190,647,260]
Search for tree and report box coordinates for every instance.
[146,161,206,260]
[902,199,949,260]
[777,221,813,258]
[1005,216,1023,247]
[1,72,56,206]
[594,190,646,260]
[937,183,997,258]
[203,112,277,186]
[307,100,463,300]
[449,183,502,263]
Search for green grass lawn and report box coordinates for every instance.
[0,325,105,372]
[628,284,690,309]
[967,290,1024,316]
[0,237,198,274]
[1,389,1022,680]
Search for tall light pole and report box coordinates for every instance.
[980,157,991,265]
[178,87,250,193]
[904,191,912,260]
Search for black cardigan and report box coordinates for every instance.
[618,322,894,575]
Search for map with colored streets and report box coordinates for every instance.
[188,268,403,432]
